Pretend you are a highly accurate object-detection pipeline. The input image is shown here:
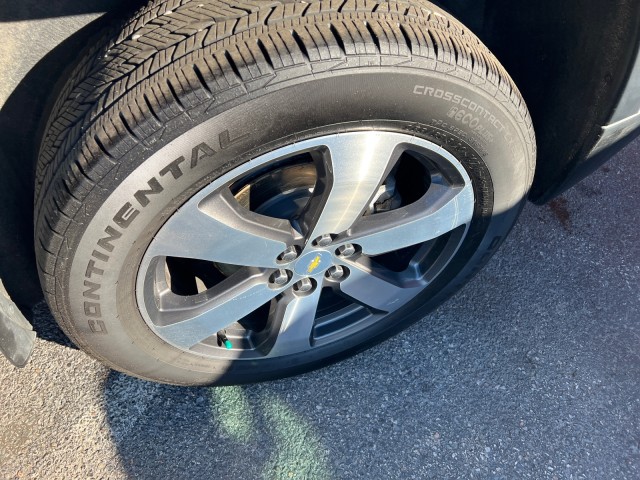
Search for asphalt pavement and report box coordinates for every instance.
[1,140,639,480]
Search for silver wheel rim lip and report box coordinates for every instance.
[135,131,474,359]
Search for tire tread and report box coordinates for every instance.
[35,0,536,369]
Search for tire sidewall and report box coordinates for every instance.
[61,68,532,385]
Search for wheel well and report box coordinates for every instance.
[434,0,640,201]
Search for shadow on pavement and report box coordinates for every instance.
[0,0,144,346]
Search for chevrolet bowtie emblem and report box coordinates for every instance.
[306,255,322,274]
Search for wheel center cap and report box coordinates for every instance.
[294,250,333,277]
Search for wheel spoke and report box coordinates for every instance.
[153,269,281,350]
[145,189,296,268]
[346,182,474,255]
[337,262,423,313]
[299,132,404,244]
[265,286,323,357]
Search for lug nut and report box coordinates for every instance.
[314,234,334,247]
[294,278,314,293]
[337,244,356,257]
[270,269,290,286]
[278,246,299,262]
[326,265,345,280]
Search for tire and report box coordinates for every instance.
[35,0,536,386]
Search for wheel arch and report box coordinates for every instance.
[434,0,640,202]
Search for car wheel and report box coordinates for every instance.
[35,0,536,385]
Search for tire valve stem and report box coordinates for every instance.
[217,331,232,350]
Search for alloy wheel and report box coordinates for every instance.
[136,131,474,359]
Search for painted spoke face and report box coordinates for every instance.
[265,287,323,357]
[146,189,296,268]
[136,131,475,360]
[347,182,474,256]
[300,132,404,245]
[152,269,282,350]
[337,262,424,313]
